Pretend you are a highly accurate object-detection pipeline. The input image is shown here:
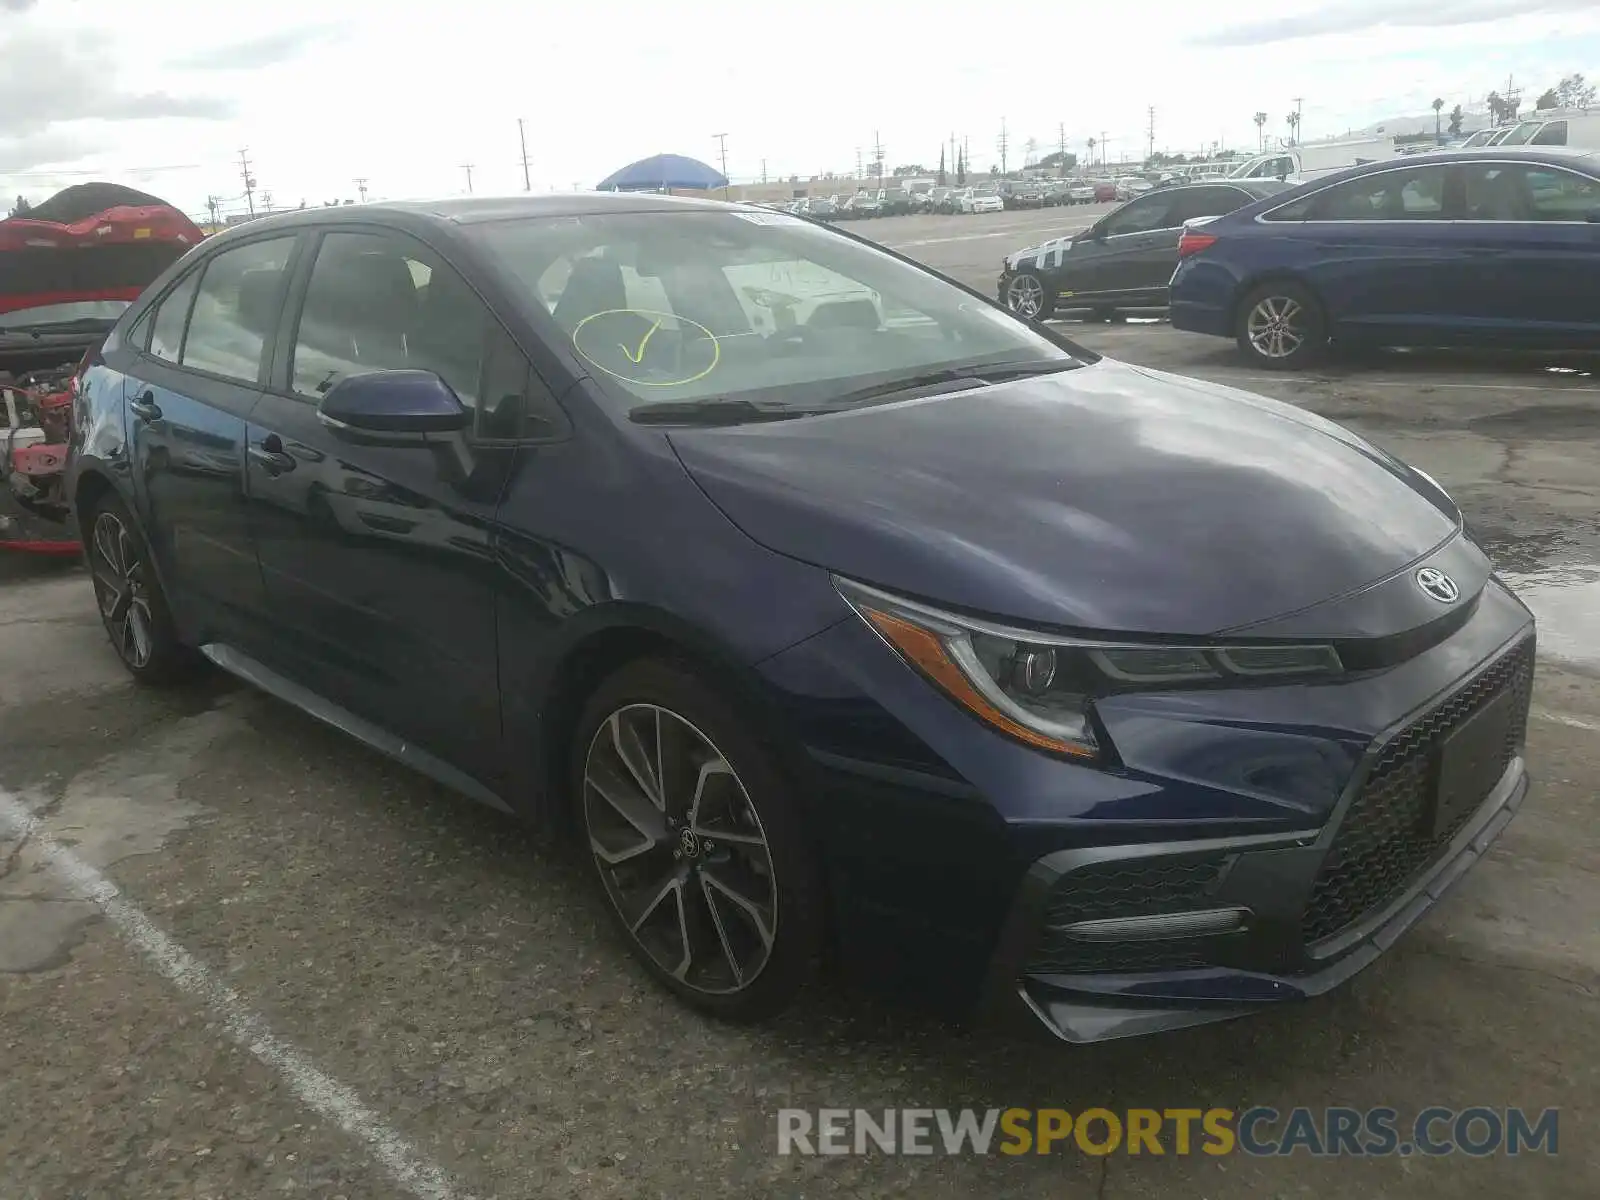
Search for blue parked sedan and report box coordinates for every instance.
[65,193,1533,1042]
[1170,147,1600,368]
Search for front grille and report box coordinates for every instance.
[1302,638,1534,945]
[1025,854,1232,975]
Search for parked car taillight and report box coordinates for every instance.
[1177,231,1218,258]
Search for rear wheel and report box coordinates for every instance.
[1003,273,1054,321]
[84,494,201,685]
[572,658,824,1021]
[1235,281,1327,369]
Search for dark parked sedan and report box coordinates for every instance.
[1170,147,1600,367]
[66,193,1533,1042]
[999,181,1288,321]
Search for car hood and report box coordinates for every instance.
[1004,236,1075,272]
[666,358,1462,636]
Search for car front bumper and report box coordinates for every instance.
[758,570,1535,1040]
[976,632,1534,1042]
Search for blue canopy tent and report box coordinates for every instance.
[597,153,728,192]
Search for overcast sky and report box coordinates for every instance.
[3,0,1598,217]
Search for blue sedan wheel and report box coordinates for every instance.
[1236,280,1326,370]
[574,659,825,1019]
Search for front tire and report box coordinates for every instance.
[84,494,201,685]
[1003,273,1054,321]
[572,658,824,1021]
[1235,281,1326,369]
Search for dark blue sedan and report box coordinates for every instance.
[1170,147,1600,368]
[64,193,1533,1041]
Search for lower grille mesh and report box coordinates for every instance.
[1302,638,1534,945]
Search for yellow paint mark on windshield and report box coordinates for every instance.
[572,308,721,387]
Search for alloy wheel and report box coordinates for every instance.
[583,703,777,995]
[88,510,155,670]
[1005,275,1046,319]
[1246,295,1306,359]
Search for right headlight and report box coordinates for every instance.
[835,578,1343,760]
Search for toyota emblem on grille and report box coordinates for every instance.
[1415,567,1460,603]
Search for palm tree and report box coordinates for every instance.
[1087,136,1097,166]
[1253,111,1268,152]
[1286,111,1300,145]
[1432,97,1444,143]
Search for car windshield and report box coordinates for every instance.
[0,299,130,331]
[470,210,1083,414]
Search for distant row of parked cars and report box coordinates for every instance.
[995,146,1600,368]
[765,174,1159,221]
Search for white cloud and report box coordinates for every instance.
[2,0,1598,218]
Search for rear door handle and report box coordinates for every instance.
[248,433,296,476]
[129,391,161,422]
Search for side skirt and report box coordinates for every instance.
[199,642,513,816]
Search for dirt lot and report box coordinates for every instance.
[2,206,1597,1199]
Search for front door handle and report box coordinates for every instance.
[129,391,162,422]
[248,434,296,476]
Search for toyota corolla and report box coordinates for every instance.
[65,193,1533,1042]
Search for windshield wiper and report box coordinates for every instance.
[827,358,1080,408]
[628,398,839,427]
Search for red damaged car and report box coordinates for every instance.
[2,183,202,554]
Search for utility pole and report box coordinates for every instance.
[353,178,368,203]
[518,118,531,191]
[1292,97,1304,142]
[712,132,729,198]
[873,131,883,181]
[761,158,767,184]
[1100,131,1108,167]
[461,163,474,194]
[205,195,219,230]
[238,149,256,217]
[1147,106,1156,163]
[997,117,1009,175]
[1058,122,1067,176]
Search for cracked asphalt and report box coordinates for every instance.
[2,207,1597,1199]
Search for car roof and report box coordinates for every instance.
[203,191,766,244]
[1337,146,1599,173]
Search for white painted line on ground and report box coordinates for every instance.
[891,221,1096,249]
[0,788,473,1200]
[1532,707,1600,734]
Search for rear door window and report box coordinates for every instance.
[147,271,201,362]
[180,237,296,383]
[1171,186,1255,223]
[1100,194,1179,236]
[1461,163,1600,222]
[1286,166,1449,220]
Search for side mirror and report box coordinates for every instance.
[317,370,470,436]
